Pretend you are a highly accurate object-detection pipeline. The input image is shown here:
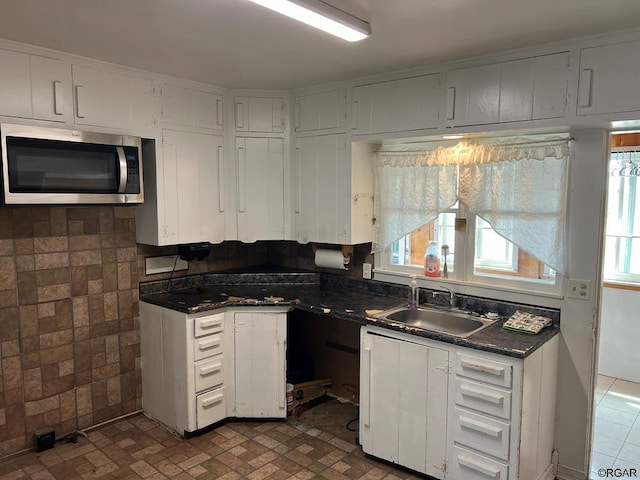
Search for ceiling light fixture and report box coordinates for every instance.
[246,0,370,42]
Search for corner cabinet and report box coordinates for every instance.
[294,135,374,244]
[445,52,569,127]
[293,88,346,133]
[140,303,288,436]
[360,326,559,480]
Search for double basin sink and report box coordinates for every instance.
[374,305,495,338]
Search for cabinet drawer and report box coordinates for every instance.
[453,407,510,461]
[196,386,226,429]
[194,333,224,361]
[455,378,511,420]
[450,445,508,480]
[194,313,224,338]
[194,355,224,393]
[455,354,513,388]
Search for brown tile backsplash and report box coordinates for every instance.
[0,206,140,459]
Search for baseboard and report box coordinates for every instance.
[556,464,588,480]
[538,463,556,480]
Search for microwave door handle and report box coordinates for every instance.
[116,146,127,194]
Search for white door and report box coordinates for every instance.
[294,89,346,132]
[236,137,285,241]
[30,55,72,122]
[361,332,449,477]
[161,83,224,130]
[0,49,32,118]
[234,312,286,418]
[294,134,347,244]
[235,97,285,133]
[162,129,225,244]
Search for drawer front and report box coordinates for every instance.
[194,313,224,338]
[453,407,510,461]
[450,445,508,480]
[455,378,512,420]
[194,333,224,361]
[194,355,224,393]
[196,386,226,429]
[455,354,513,388]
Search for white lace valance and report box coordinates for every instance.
[373,136,570,274]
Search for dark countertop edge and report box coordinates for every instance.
[139,293,559,359]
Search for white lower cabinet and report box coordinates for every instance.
[140,302,288,436]
[360,326,558,480]
[231,310,287,418]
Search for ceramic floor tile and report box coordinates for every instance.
[599,392,640,415]
[626,425,640,446]
[613,457,640,474]
[592,434,624,457]
[594,416,633,441]
[609,379,640,399]
[590,451,617,473]
[597,375,616,393]
[617,442,640,463]
[596,405,639,427]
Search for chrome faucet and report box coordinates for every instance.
[432,286,455,308]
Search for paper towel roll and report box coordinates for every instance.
[314,249,349,270]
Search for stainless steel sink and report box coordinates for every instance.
[375,305,495,338]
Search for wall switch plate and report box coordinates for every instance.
[567,279,591,300]
[363,263,372,279]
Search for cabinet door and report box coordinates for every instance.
[235,96,285,133]
[578,40,640,116]
[294,134,348,244]
[352,74,442,134]
[361,332,449,477]
[162,129,225,244]
[294,89,346,132]
[446,64,501,127]
[73,65,157,130]
[236,137,285,241]
[161,83,224,130]
[0,49,32,118]
[234,312,286,418]
[31,56,72,122]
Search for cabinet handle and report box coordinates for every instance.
[294,147,301,214]
[75,85,85,118]
[460,359,505,378]
[578,68,593,108]
[216,99,224,126]
[198,336,222,350]
[53,81,64,116]
[460,385,504,405]
[362,345,371,427]
[236,102,244,129]
[458,454,501,478]
[446,87,456,121]
[199,362,222,376]
[351,101,358,130]
[237,147,246,213]
[202,393,224,408]
[217,146,225,212]
[199,317,222,329]
[459,416,502,438]
[294,102,300,130]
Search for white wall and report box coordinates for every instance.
[598,287,640,383]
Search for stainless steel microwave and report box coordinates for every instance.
[1,123,143,205]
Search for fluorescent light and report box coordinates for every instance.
[246,0,370,42]
[442,135,464,140]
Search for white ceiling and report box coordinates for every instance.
[2,0,640,90]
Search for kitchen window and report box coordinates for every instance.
[374,136,568,293]
[604,148,640,285]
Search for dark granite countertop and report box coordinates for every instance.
[139,271,560,359]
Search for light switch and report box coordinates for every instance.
[567,279,591,300]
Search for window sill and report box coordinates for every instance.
[603,281,640,292]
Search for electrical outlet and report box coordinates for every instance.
[363,263,372,279]
[567,279,591,300]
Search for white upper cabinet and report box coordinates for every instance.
[161,83,224,130]
[294,134,374,245]
[577,40,640,116]
[352,74,442,135]
[0,50,72,122]
[161,129,226,245]
[235,137,285,242]
[72,65,158,130]
[445,52,569,127]
[293,88,347,133]
[235,96,285,133]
